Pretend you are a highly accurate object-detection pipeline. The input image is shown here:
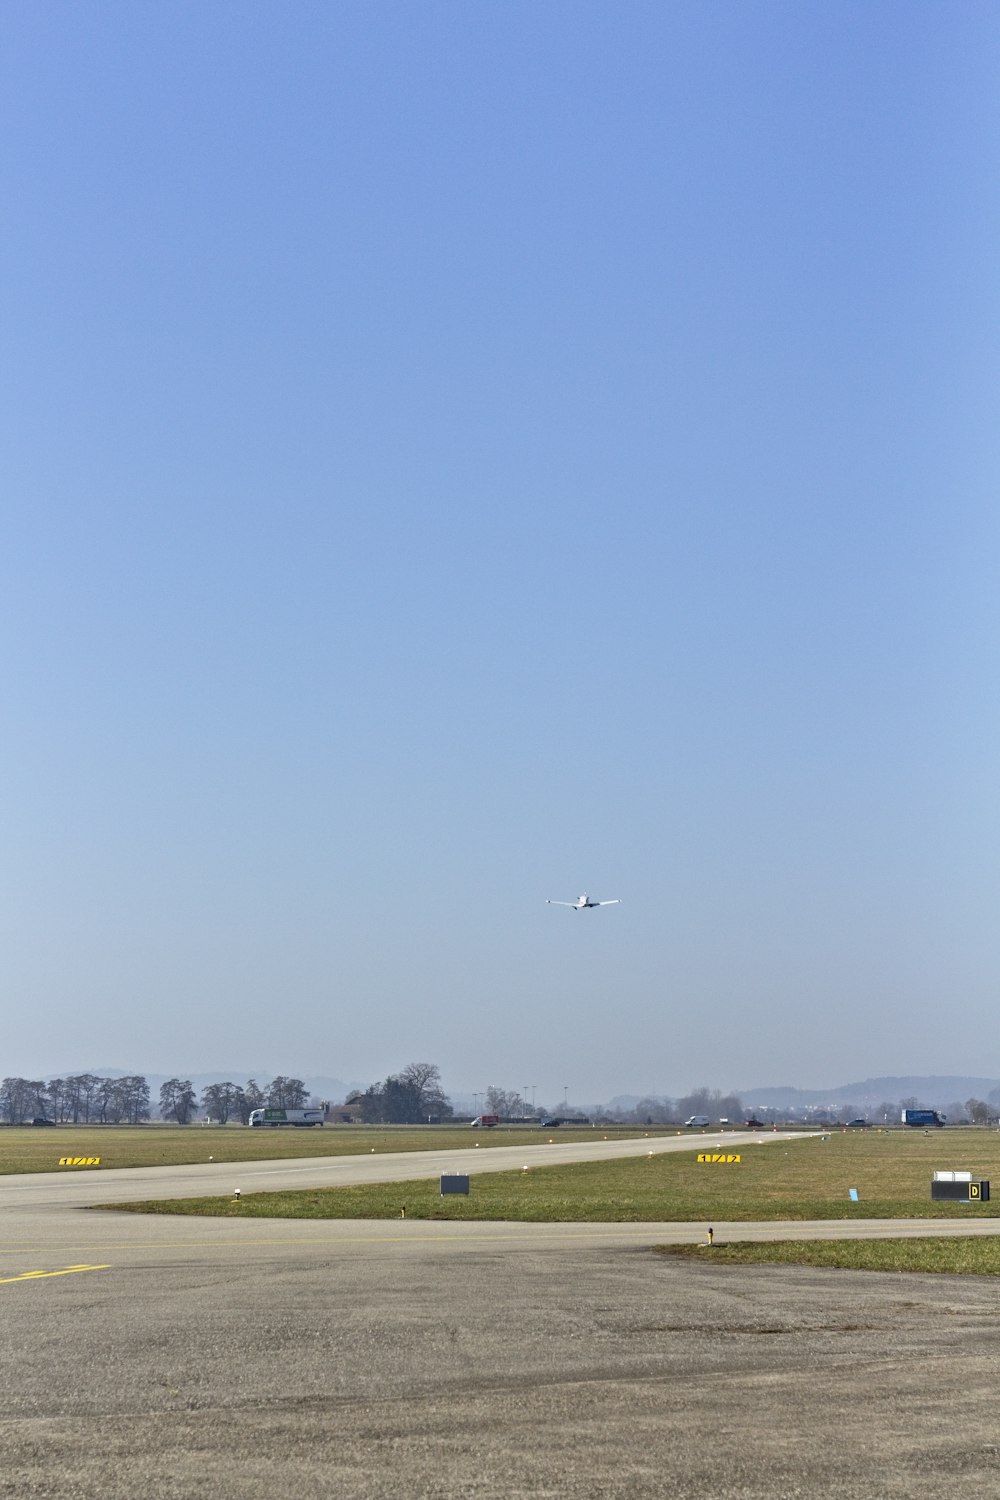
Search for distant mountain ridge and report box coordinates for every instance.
[740,1077,1000,1110]
[606,1077,1000,1114]
[32,1070,1000,1116]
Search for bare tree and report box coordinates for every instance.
[95,1077,117,1124]
[266,1076,308,1109]
[202,1082,240,1124]
[400,1063,452,1121]
[110,1075,149,1124]
[485,1086,522,1120]
[0,1077,38,1124]
[159,1078,197,1124]
[677,1087,743,1124]
[629,1097,677,1125]
[66,1074,101,1124]
[357,1063,453,1124]
[25,1079,50,1119]
[47,1078,66,1122]
[230,1086,250,1125]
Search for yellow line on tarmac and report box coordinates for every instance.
[0,1264,111,1285]
[7,1219,1000,1260]
[0,1226,664,1257]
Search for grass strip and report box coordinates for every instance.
[655,1237,1000,1275]
[104,1136,1000,1222]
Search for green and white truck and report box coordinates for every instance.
[249,1107,324,1127]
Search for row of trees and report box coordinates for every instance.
[12,1071,994,1129]
[1,1074,152,1125]
[483,1086,532,1119]
[159,1076,312,1125]
[0,1074,315,1125]
[3,1065,454,1127]
[608,1088,746,1127]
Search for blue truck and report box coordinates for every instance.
[901,1108,946,1127]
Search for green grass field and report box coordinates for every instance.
[656,1237,1000,1275]
[0,1121,659,1174]
[104,1127,1000,1230]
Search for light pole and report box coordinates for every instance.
[564,1085,569,1115]
[523,1086,529,1122]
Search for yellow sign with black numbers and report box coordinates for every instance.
[58,1157,101,1167]
[697,1153,741,1164]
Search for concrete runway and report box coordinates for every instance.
[0,1127,804,1211]
[3,1130,1000,1498]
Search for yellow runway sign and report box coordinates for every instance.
[58,1156,101,1166]
[0,1264,110,1286]
[697,1153,742,1164]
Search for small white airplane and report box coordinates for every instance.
[546,892,621,910]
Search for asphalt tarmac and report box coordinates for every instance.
[3,1132,1000,1498]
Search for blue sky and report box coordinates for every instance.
[2,2,998,1104]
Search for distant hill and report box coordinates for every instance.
[606,1077,1000,1116]
[35,1070,1000,1117]
[740,1077,1000,1110]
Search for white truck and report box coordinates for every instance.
[249,1107,324,1127]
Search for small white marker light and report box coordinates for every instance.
[233,1188,241,1200]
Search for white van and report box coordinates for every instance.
[684,1115,710,1128]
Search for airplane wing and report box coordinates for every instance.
[546,900,577,906]
[594,899,621,906]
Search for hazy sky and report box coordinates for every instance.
[2,2,998,1104]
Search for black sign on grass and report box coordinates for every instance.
[930,1180,990,1203]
